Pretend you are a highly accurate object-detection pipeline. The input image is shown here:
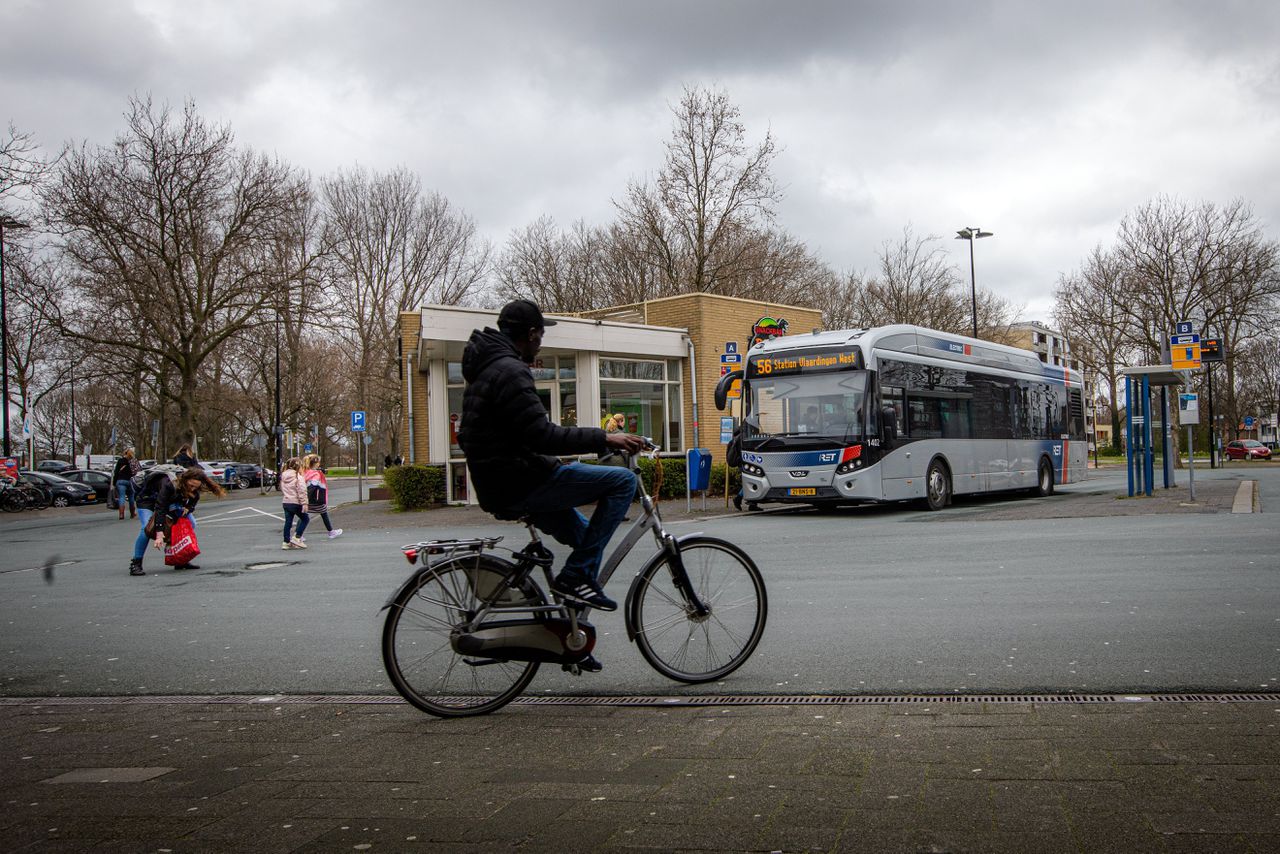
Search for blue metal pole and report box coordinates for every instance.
[1126,375,1135,497]
[1161,385,1173,488]
[1142,375,1154,496]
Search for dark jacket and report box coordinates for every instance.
[135,471,171,511]
[155,478,201,522]
[111,457,132,482]
[459,327,608,515]
[173,451,197,468]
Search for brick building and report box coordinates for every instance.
[398,294,822,504]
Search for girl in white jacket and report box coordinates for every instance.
[280,457,309,549]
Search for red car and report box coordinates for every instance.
[1224,439,1272,460]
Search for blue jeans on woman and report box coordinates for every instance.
[115,479,135,512]
[283,503,309,543]
[503,462,638,582]
[133,508,153,560]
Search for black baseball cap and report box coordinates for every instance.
[497,299,557,331]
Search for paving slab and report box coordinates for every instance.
[3,697,1280,852]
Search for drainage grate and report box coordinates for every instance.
[1,692,1276,707]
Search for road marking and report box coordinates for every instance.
[199,506,284,523]
[0,560,77,575]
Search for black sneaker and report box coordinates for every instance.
[129,560,145,577]
[550,572,617,611]
[562,653,603,674]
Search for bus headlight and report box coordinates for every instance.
[836,459,862,475]
[741,463,764,477]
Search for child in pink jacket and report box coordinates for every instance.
[280,457,309,549]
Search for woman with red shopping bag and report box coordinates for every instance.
[151,466,225,570]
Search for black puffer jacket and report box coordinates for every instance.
[459,327,608,515]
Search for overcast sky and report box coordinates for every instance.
[4,0,1279,322]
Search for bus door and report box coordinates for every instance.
[877,381,918,500]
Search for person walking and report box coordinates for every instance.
[150,466,224,571]
[302,454,342,540]
[279,457,309,549]
[111,449,140,520]
[172,443,198,468]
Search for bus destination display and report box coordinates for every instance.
[747,348,863,377]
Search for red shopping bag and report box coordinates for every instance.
[164,517,200,566]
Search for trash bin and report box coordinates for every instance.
[687,448,712,492]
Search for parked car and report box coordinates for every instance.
[227,461,270,488]
[59,469,114,504]
[17,470,98,507]
[1224,439,1272,461]
[196,461,227,484]
[36,459,74,474]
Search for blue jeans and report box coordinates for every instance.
[133,508,153,560]
[115,480,135,510]
[283,503,309,543]
[505,462,638,581]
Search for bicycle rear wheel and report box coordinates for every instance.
[629,536,767,683]
[382,555,543,717]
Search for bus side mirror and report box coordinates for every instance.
[881,406,898,443]
[714,369,743,411]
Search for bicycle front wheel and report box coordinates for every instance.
[630,536,767,683]
[382,555,543,718]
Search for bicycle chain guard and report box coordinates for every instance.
[452,617,596,665]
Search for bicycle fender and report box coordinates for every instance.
[380,566,436,612]
[622,532,704,643]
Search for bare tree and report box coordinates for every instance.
[40,96,317,447]
[322,164,489,459]
[811,227,1015,338]
[616,85,784,296]
[1111,196,1280,439]
[497,216,606,312]
[1,122,49,202]
[1053,245,1138,447]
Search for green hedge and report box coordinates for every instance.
[383,458,738,509]
[383,464,447,510]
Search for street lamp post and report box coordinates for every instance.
[274,304,283,486]
[955,227,993,339]
[1,214,31,459]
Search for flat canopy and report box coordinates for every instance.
[1118,365,1186,386]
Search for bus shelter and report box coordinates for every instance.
[1118,365,1183,497]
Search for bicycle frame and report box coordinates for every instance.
[387,447,711,642]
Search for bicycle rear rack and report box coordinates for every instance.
[400,536,503,565]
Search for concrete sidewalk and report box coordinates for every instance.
[2,696,1278,852]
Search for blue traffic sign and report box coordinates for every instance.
[351,411,366,432]
[1244,416,1255,428]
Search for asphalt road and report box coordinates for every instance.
[1,467,1275,698]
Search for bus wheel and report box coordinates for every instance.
[1032,458,1054,497]
[924,460,951,511]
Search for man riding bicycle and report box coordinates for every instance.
[459,299,646,669]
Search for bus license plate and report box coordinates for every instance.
[789,488,816,496]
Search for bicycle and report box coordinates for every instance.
[1,479,50,513]
[381,442,768,718]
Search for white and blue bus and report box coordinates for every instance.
[718,324,1087,510]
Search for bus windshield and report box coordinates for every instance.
[748,371,869,443]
